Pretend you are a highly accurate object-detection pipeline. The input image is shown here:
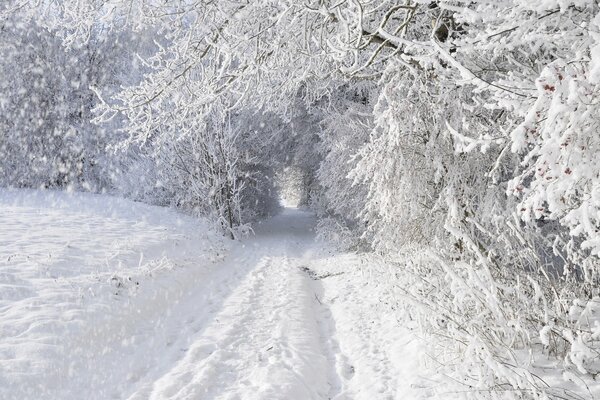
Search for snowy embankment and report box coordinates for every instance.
[0,190,433,399]
[0,190,229,399]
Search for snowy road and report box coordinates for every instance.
[124,211,334,400]
[0,191,430,400]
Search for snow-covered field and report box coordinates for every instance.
[0,190,431,400]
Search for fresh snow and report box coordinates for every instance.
[0,190,431,400]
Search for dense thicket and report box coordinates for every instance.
[2,1,600,397]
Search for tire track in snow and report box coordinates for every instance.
[51,246,258,400]
[299,264,355,400]
[138,249,333,400]
[137,256,274,399]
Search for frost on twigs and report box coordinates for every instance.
[4,0,600,397]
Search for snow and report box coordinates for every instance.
[0,190,432,399]
[304,252,437,399]
[0,189,228,399]
[4,1,600,396]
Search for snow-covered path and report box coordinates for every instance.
[0,191,430,400]
[125,211,333,400]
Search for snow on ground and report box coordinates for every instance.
[302,251,439,399]
[0,189,229,399]
[0,189,434,399]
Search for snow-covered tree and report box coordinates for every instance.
[6,0,600,396]
[0,12,145,192]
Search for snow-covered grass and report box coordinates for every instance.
[0,189,228,399]
[304,250,438,399]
